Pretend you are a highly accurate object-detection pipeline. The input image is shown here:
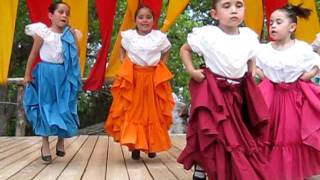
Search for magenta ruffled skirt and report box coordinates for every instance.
[259,79,320,180]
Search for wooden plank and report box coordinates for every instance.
[122,145,153,180]
[0,137,55,169]
[33,135,88,180]
[158,152,192,180]
[141,153,177,180]
[0,137,29,150]
[82,136,109,180]
[105,138,129,180]
[0,137,57,179]
[0,137,10,143]
[8,137,78,180]
[0,138,41,160]
[170,135,186,151]
[57,136,98,180]
[167,145,182,159]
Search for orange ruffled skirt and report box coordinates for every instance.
[105,58,174,153]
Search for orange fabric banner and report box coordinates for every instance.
[63,0,88,76]
[105,0,139,79]
[161,0,190,32]
[244,0,264,36]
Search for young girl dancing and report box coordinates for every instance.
[256,4,320,180]
[23,2,82,163]
[105,5,174,160]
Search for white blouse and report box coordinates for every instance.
[312,33,320,52]
[256,40,320,83]
[121,29,171,66]
[25,22,82,64]
[188,25,259,78]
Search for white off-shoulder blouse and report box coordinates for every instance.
[25,22,82,64]
[187,25,259,78]
[121,29,171,66]
[256,40,320,83]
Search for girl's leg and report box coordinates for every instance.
[56,137,65,157]
[41,136,52,163]
[193,164,207,180]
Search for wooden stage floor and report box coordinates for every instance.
[0,135,192,180]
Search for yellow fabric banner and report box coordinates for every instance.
[63,0,88,76]
[289,0,320,43]
[0,0,18,84]
[244,0,264,36]
[105,0,139,78]
[161,0,190,32]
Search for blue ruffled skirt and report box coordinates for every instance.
[23,61,80,137]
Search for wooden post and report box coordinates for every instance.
[15,84,26,136]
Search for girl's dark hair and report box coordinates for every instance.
[211,0,219,9]
[48,2,70,14]
[134,5,154,20]
[278,3,312,23]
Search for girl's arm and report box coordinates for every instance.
[161,50,170,63]
[300,66,319,81]
[120,46,126,63]
[180,43,205,82]
[256,67,266,80]
[24,35,43,85]
[247,58,256,77]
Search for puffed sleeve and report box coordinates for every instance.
[312,33,320,52]
[243,27,260,60]
[25,22,49,39]
[159,32,171,53]
[301,42,320,71]
[187,27,205,56]
[120,29,132,51]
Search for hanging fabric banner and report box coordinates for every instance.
[26,0,52,72]
[244,0,264,36]
[0,0,19,84]
[161,0,189,32]
[63,0,88,76]
[83,0,117,90]
[289,0,320,43]
[26,0,52,25]
[104,0,140,78]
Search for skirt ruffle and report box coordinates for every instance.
[105,58,174,153]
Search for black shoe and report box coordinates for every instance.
[148,152,156,158]
[56,147,65,157]
[193,165,206,180]
[131,150,140,160]
[41,147,52,164]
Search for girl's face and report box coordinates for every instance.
[135,8,154,35]
[49,4,70,29]
[269,10,296,41]
[210,0,245,31]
